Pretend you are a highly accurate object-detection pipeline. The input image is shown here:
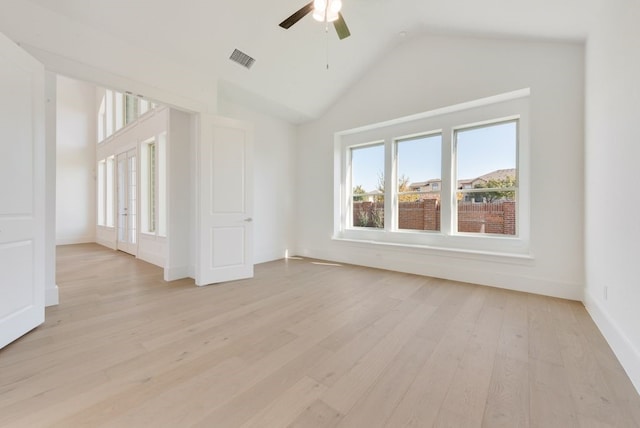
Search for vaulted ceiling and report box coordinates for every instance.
[24,0,599,122]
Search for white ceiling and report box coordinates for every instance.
[26,0,599,122]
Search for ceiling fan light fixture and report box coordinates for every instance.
[312,9,324,22]
[312,0,341,22]
[313,0,326,21]
[279,0,350,40]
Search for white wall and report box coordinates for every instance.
[56,75,96,245]
[218,94,296,264]
[296,33,585,300]
[584,0,640,393]
[165,109,193,280]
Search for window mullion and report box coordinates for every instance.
[441,128,454,236]
[384,138,395,232]
[344,146,352,230]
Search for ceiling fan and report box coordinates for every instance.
[279,0,351,40]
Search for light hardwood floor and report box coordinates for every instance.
[1,244,639,427]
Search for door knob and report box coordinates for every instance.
[244,218,253,222]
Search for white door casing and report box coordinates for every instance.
[0,33,45,349]
[196,115,253,286]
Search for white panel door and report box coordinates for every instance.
[0,32,45,348]
[197,115,253,286]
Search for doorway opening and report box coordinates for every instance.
[55,74,194,288]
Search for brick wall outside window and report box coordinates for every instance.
[353,200,515,235]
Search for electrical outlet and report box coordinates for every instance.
[604,286,608,300]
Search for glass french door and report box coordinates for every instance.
[116,149,137,255]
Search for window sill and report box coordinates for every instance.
[331,235,534,264]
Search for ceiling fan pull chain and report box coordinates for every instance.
[326,22,330,70]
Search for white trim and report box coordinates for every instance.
[584,291,640,395]
[45,285,59,307]
[96,238,117,250]
[164,266,190,281]
[56,236,96,246]
[137,250,164,268]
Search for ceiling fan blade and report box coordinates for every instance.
[333,13,351,40]
[279,2,314,29]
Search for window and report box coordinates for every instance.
[351,143,384,228]
[396,134,441,231]
[98,90,158,143]
[128,154,137,243]
[125,94,137,125]
[97,156,115,228]
[455,121,517,235]
[98,96,106,142]
[105,90,114,138]
[148,142,156,233]
[140,139,155,234]
[139,99,150,116]
[335,89,530,255]
[157,132,167,237]
[115,91,124,132]
[105,156,115,227]
[97,160,105,226]
[140,137,166,237]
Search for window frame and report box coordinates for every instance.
[394,131,443,233]
[148,141,156,234]
[105,90,114,139]
[97,156,115,229]
[138,134,166,238]
[348,141,386,230]
[105,155,115,228]
[156,132,167,237]
[97,159,106,226]
[140,138,156,235]
[334,89,531,256]
[98,96,106,142]
[98,90,158,144]
[453,119,519,236]
[114,91,124,132]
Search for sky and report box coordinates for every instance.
[351,121,517,192]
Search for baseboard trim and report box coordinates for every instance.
[137,251,164,269]
[56,236,95,246]
[95,239,116,250]
[584,291,640,395]
[164,266,190,281]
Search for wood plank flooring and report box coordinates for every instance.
[1,243,639,427]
